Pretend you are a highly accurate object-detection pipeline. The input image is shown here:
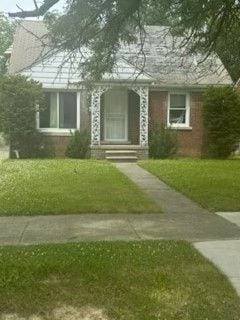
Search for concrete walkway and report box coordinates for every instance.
[0,212,240,246]
[195,240,240,295]
[116,163,240,296]
[115,162,209,215]
[195,212,240,295]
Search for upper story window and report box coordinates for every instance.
[40,92,78,130]
[168,93,190,128]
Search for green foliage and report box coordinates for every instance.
[0,74,49,158]
[45,0,140,80]
[203,86,240,159]
[42,0,240,81]
[0,13,14,73]
[14,132,55,159]
[149,126,178,159]
[65,130,90,159]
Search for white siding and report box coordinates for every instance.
[21,52,152,89]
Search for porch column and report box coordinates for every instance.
[90,87,106,145]
[132,87,149,146]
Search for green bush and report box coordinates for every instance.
[65,130,90,159]
[10,132,55,159]
[0,75,49,158]
[149,126,178,159]
[203,86,240,159]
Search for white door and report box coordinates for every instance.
[104,89,128,141]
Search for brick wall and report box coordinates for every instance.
[149,91,204,157]
[44,89,204,158]
[43,135,70,157]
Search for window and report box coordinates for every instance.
[40,92,78,130]
[168,93,190,127]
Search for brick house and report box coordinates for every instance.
[7,21,232,160]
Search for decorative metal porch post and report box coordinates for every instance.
[90,87,106,145]
[132,87,149,146]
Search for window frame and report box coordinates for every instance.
[167,92,191,128]
[37,91,81,135]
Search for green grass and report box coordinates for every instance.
[139,159,240,212]
[0,159,160,216]
[0,241,240,320]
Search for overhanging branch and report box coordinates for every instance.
[9,0,60,18]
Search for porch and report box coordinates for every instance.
[90,86,149,160]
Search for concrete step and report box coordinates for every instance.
[105,150,138,162]
[105,150,137,154]
[106,156,138,162]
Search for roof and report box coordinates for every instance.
[9,21,48,75]
[9,21,232,88]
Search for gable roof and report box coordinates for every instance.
[9,21,232,88]
[9,21,48,75]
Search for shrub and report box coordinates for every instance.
[10,132,55,159]
[0,75,47,158]
[65,130,90,159]
[149,125,178,159]
[203,86,240,159]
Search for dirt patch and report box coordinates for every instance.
[52,305,109,320]
[1,306,109,320]
[1,316,41,320]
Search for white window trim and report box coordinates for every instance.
[37,91,81,134]
[167,91,191,128]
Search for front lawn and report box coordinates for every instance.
[0,160,160,215]
[140,159,240,212]
[0,241,240,320]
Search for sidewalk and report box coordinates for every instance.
[195,212,240,295]
[0,211,240,246]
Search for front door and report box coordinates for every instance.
[104,89,128,141]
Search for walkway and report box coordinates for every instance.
[195,212,240,295]
[116,163,240,296]
[0,212,240,246]
[115,163,209,215]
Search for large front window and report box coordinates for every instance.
[40,92,77,130]
[168,93,190,128]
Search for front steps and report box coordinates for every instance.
[105,150,138,162]
[90,145,149,161]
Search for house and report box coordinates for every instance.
[7,21,232,160]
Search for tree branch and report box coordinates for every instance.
[9,0,60,18]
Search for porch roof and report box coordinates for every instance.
[9,21,232,88]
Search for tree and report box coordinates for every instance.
[8,0,59,18]
[0,13,14,73]
[203,86,240,158]
[8,0,240,81]
[0,75,46,158]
